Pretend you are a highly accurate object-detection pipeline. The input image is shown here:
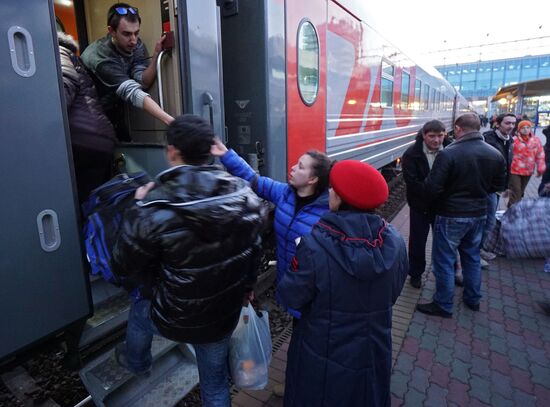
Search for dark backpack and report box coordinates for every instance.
[82,172,151,298]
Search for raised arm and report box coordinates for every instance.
[211,138,289,203]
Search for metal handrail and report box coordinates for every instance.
[156,50,167,111]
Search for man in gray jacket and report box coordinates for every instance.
[82,3,173,140]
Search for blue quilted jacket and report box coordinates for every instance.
[221,150,329,316]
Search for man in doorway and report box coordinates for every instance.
[112,115,265,405]
[402,120,450,288]
[82,3,173,140]
[481,113,516,260]
[417,113,506,318]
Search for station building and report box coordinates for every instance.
[436,54,550,121]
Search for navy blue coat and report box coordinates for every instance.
[278,211,408,407]
[221,150,329,316]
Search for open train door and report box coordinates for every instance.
[78,1,227,405]
[0,0,92,362]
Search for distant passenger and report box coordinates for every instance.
[508,120,546,206]
[57,32,116,205]
[277,160,407,407]
[112,115,265,406]
[480,113,516,260]
[402,120,450,288]
[417,113,506,318]
[81,3,173,140]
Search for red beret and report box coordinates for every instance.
[330,160,388,210]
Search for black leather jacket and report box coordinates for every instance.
[113,165,266,344]
[425,132,506,217]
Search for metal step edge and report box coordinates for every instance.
[79,308,130,348]
[79,336,184,400]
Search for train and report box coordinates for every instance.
[1,0,469,403]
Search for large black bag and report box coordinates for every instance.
[82,172,151,299]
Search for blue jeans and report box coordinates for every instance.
[432,215,485,313]
[481,193,499,247]
[125,300,231,407]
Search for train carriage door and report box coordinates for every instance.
[82,0,224,175]
[0,0,91,361]
[286,0,327,171]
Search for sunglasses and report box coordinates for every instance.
[115,6,138,16]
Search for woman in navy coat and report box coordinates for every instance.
[278,160,408,407]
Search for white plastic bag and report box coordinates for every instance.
[229,304,272,390]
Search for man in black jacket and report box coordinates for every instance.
[402,120,446,288]
[481,113,516,259]
[112,115,265,405]
[417,113,506,318]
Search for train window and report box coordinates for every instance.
[401,72,410,110]
[414,79,421,110]
[381,78,393,108]
[423,84,430,110]
[297,20,319,106]
[380,60,394,108]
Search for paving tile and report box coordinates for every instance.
[447,379,470,405]
[424,383,448,407]
[402,387,426,407]
[468,375,491,405]
[470,355,491,378]
[450,359,470,384]
[512,388,537,407]
[434,345,453,366]
[390,371,409,399]
[414,349,434,370]
[430,363,450,389]
[408,366,430,392]
[529,363,550,387]
[509,366,534,394]
[393,352,415,375]
[490,394,515,407]
[490,370,513,398]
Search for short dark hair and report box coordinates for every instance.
[455,113,481,132]
[107,3,141,31]
[422,120,446,135]
[496,113,516,125]
[167,114,215,165]
[305,150,332,195]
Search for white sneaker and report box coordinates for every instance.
[480,249,496,261]
[480,258,489,269]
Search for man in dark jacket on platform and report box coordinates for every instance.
[58,32,117,204]
[278,160,408,407]
[112,114,265,406]
[481,113,516,258]
[402,120,448,288]
[417,113,506,318]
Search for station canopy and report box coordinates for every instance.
[492,78,550,102]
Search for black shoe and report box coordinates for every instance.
[409,276,422,289]
[537,302,550,316]
[464,301,480,311]
[416,302,452,318]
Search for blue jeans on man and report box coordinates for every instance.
[432,215,486,313]
[120,299,232,407]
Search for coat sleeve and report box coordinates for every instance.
[59,51,78,108]
[112,205,161,277]
[277,237,317,312]
[490,155,507,193]
[424,152,451,199]
[389,227,409,304]
[221,149,289,204]
[535,138,547,175]
[402,150,426,194]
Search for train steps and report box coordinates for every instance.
[79,277,131,349]
[79,336,199,407]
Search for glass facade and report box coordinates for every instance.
[436,54,550,100]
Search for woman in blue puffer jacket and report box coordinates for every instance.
[211,139,331,317]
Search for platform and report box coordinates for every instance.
[231,165,550,407]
